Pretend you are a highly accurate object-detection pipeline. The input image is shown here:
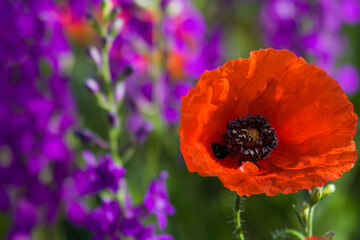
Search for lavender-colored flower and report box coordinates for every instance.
[67,201,89,226]
[61,175,90,227]
[0,0,75,237]
[85,78,100,94]
[120,215,144,237]
[134,224,174,240]
[335,64,360,95]
[86,200,124,240]
[126,112,154,143]
[74,129,110,149]
[61,0,223,133]
[74,151,125,194]
[0,187,10,211]
[143,171,175,230]
[66,169,174,239]
[152,0,224,124]
[84,199,174,240]
[341,0,360,24]
[8,200,37,240]
[260,0,360,95]
[83,197,174,240]
[62,151,127,231]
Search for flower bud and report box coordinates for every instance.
[101,37,108,47]
[110,19,124,37]
[85,13,100,31]
[122,65,134,77]
[109,7,121,20]
[115,82,126,103]
[323,231,335,239]
[300,201,309,220]
[74,129,109,149]
[108,112,119,127]
[101,0,114,20]
[310,187,322,206]
[166,0,183,17]
[322,184,336,199]
[74,129,94,145]
[86,47,102,69]
[115,66,134,83]
[84,78,100,94]
[127,113,153,143]
[160,0,170,11]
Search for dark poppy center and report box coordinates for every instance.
[211,114,278,165]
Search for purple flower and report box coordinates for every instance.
[86,200,123,240]
[260,0,360,95]
[0,0,75,236]
[63,152,126,229]
[114,0,224,128]
[341,0,360,24]
[126,112,153,143]
[67,202,89,226]
[120,216,144,237]
[85,78,100,94]
[260,0,314,54]
[134,224,174,240]
[163,107,179,124]
[159,1,224,124]
[143,171,175,230]
[74,152,125,194]
[60,0,224,137]
[9,200,37,239]
[335,64,359,95]
[84,199,147,240]
[85,199,174,240]
[174,82,192,100]
[0,187,10,211]
[66,169,174,239]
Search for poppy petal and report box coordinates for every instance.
[179,48,357,196]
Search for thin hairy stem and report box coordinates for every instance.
[234,195,245,240]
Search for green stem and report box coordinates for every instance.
[99,21,122,165]
[306,205,315,237]
[101,39,114,105]
[109,126,121,165]
[234,195,245,240]
[284,229,305,240]
[143,131,160,187]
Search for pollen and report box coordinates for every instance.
[211,114,278,165]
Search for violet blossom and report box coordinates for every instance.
[260,0,360,95]
[74,151,125,195]
[0,0,75,238]
[60,0,224,143]
[65,167,175,240]
[143,171,176,230]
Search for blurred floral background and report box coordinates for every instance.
[1,0,360,239]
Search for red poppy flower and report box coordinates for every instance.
[179,48,357,196]
[306,237,330,240]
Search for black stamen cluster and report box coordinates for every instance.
[211,114,278,165]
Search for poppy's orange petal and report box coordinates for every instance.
[220,142,356,196]
[180,61,261,177]
[180,48,310,175]
[248,57,357,170]
[179,48,357,196]
[180,73,235,176]
[306,237,331,240]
